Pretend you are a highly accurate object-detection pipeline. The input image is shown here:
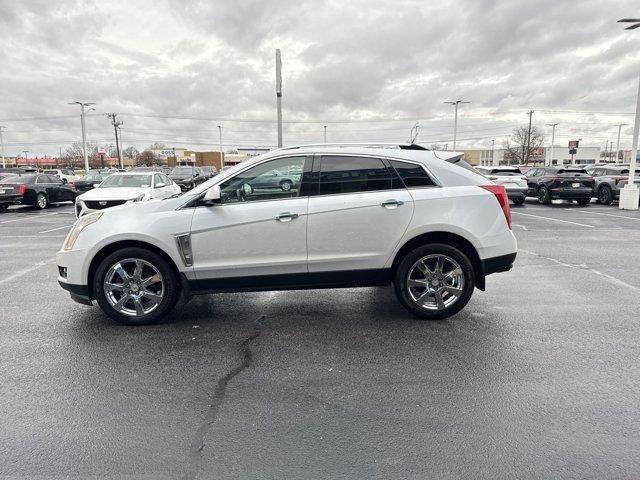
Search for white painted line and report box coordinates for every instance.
[0,260,53,286]
[39,225,73,234]
[0,235,67,238]
[566,209,640,221]
[520,249,640,293]
[0,212,58,224]
[511,211,595,228]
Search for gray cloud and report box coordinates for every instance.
[0,0,639,156]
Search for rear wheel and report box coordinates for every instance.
[93,247,179,325]
[35,193,48,209]
[537,186,551,205]
[394,244,475,320]
[280,180,293,192]
[597,186,613,205]
[0,204,8,213]
[512,196,525,206]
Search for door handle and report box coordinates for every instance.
[275,212,299,222]
[381,199,404,209]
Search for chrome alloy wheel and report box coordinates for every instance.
[37,194,47,208]
[103,258,164,317]
[406,254,465,311]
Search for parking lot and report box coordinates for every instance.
[1,200,640,479]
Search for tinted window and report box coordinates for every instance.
[0,175,35,184]
[319,156,392,195]
[219,156,305,203]
[48,175,62,184]
[154,173,163,186]
[390,160,436,187]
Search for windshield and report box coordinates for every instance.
[171,167,194,175]
[99,174,151,188]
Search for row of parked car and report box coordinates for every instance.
[0,165,219,213]
[475,163,639,206]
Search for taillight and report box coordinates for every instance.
[548,176,561,181]
[613,176,626,185]
[18,184,26,195]
[68,182,75,188]
[480,184,512,229]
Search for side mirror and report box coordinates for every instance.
[203,185,221,205]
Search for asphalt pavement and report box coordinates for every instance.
[1,200,640,479]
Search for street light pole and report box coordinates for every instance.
[490,139,495,166]
[69,101,95,173]
[218,125,224,169]
[444,100,470,150]
[275,49,283,148]
[0,126,6,169]
[323,125,327,144]
[614,123,627,163]
[546,123,558,166]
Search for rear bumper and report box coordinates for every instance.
[506,188,526,200]
[551,188,592,199]
[0,195,24,205]
[483,252,517,276]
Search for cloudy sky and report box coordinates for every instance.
[1,0,639,157]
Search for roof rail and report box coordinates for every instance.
[273,142,430,152]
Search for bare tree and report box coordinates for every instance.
[122,146,139,159]
[136,150,156,166]
[503,126,545,165]
[147,142,166,150]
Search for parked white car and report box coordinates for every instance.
[57,144,517,325]
[74,171,181,217]
[44,168,78,184]
[475,166,528,205]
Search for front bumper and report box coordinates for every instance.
[58,280,93,305]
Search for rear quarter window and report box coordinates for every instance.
[389,160,436,187]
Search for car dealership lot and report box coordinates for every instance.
[1,201,640,478]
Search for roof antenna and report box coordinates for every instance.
[408,122,420,144]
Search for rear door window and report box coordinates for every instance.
[389,160,436,188]
[319,156,393,195]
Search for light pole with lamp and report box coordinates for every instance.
[547,123,558,166]
[69,101,95,173]
[444,100,470,150]
[618,18,640,210]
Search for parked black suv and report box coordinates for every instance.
[524,167,594,205]
[168,166,206,191]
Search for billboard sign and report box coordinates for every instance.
[568,140,579,149]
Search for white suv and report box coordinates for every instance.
[56,144,517,325]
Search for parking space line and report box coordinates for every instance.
[0,260,54,286]
[0,212,58,224]
[566,209,640,221]
[39,225,73,234]
[511,211,595,228]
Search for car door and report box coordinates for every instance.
[49,175,73,201]
[525,168,541,195]
[189,155,310,282]
[36,175,58,202]
[306,155,414,273]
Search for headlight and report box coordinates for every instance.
[62,212,103,251]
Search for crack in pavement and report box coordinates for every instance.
[184,315,265,480]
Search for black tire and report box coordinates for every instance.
[280,180,293,192]
[512,196,525,206]
[93,247,179,325]
[597,186,613,205]
[576,198,590,206]
[394,243,475,321]
[35,193,48,209]
[0,204,8,213]
[537,186,551,205]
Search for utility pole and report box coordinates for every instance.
[218,125,224,169]
[546,123,558,166]
[118,125,124,168]
[614,124,627,163]
[323,125,327,144]
[275,49,283,148]
[524,110,534,164]
[444,100,470,150]
[69,101,95,173]
[107,113,123,169]
[23,151,29,168]
[0,126,6,169]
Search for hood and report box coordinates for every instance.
[78,187,148,201]
[169,174,192,179]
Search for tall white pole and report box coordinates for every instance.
[218,125,224,169]
[490,139,495,166]
[614,124,626,163]
[547,123,557,166]
[453,102,459,150]
[275,49,283,148]
[323,125,327,144]
[0,126,6,169]
[619,71,640,210]
[80,105,89,173]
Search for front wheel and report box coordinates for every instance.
[394,243,475,320]
[280,180,293,192]
[93,247,179,325]
[576,198,590,206]
[512,196,525,206]
[597,186,613,205]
